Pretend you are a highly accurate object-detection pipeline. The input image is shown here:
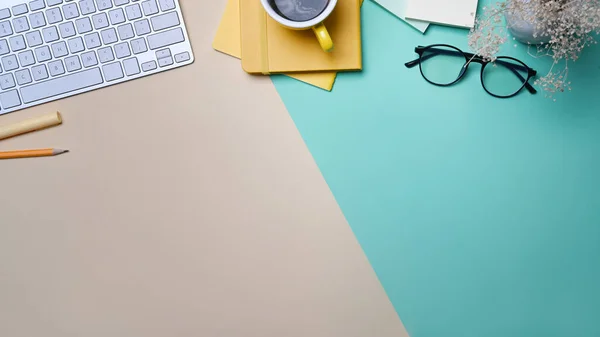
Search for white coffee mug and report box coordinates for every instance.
[260,0,338,52]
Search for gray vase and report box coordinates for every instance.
[505,10,550,44]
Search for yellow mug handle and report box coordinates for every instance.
[312,23,334,52]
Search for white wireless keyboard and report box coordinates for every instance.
[0,0,194,115]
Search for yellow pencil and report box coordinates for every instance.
[0,148,69,160]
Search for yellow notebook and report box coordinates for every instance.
[213,0,338,90]
[240,0,362,74]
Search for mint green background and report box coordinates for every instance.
[272,1,600,337]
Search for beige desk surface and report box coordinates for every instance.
[0,1,408,336]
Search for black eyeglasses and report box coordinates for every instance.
[405,44,538,98]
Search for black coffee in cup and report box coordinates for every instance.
[268,0,330,22]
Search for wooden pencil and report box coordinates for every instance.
[0,112,62,141]
[0,148,69,160]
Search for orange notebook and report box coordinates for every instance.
[240,0,362,74]
[213,0,339,90]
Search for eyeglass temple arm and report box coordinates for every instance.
[405,47,537,94]
[404,58,420,68]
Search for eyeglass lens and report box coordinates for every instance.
[482,57,530,97]
[419,46,465,85]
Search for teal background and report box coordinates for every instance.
[272,1,600,337]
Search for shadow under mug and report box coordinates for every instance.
[260,0,338,52]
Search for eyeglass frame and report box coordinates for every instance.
[405,44,538,99]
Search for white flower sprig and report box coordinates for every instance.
[468,0,600,97]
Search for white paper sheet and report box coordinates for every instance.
[371,0,429,33]
[405,0,478,29]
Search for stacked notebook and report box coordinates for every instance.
[213,0,363,91]
[372,0,479,32]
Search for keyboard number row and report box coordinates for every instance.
[0,9,176,56]
[0,21,150,57]
[0,0,175,38]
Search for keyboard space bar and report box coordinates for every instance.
[20,68,104,104]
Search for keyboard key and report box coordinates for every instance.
[80,0,97,15]
[98,46,114,63]
[0,73,16,89]
[59,21,75,38]
[42,26,59,42]
[142,0,158,15]
[48,59,65,76]
[34,45,51,61]
[134,19,150,35]
[15,68,32,85]
[117,23,134,40]
[141,60,155,71]
[63,3,79,19]
[102,61,123,81]
[92,12,108,29]
[0,9,11,20]
[84,32,101,48]
[29,12,46,29]
[26,30,43,46]
[65,55,81,71]
[12,17,30,33]
[21,67,104,103]
[30,0,46,11]
[158,55,172,67]
[32,64,49,80]
[100,27,117,44]
[147,27,184,50]
[0,40,9,55]
[47,0,64,6]
[2,55,19,71]
[125,4,142,20]
[0,90,21,109]
[9,35,26,51]
[75,17,92,34]
[46,8,63,24]
[2,55,18,71]
[123,57,139,75]
[158,0,175,11]
[12,4,29,16]
[68,36,84,52]
[108,8,125,24]
[115,0,130,5]
[51,41,68,57]
[130,37,146,54]
[18,50,35,66]
[0,21,13,37]
[155,48,169,59]
[96,0,113,10]
[81,50,98,67]
[150,11,179,31]
[114,42,130,58]
[174,51,189,63]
